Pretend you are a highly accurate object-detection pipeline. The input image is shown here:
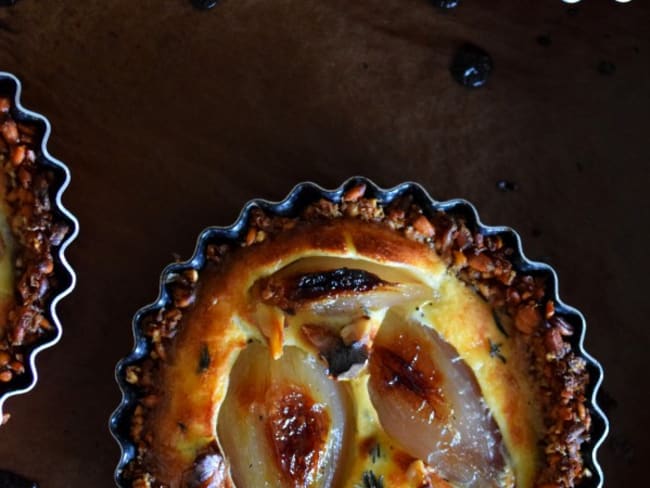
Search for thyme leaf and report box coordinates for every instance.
[358,470,384,488]
[493,311,509,338]
[489,338,507,364]
[198,343,211,373]
[370,442,381,464]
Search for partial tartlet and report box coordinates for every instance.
[0,72,77,421]
[112,179,606,488]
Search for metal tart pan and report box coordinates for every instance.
[0,72,79,420]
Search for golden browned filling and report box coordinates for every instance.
[0,96,69,396]
[123,185,590,488]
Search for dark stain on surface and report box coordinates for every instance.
[450,43,493,88]
[431,0,460,10]
[597,60,616,76]
[496,180,518,192]
[191,0,218,10]
[0,19,15,33]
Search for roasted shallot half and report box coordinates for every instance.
[218,344,348,488]
[368,312,509,487]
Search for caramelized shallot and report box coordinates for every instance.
[218,344,348,488]
[258,267,429,316]
[367,313,507,487]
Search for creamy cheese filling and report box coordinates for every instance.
[218,257,541,488]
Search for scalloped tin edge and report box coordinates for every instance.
[0,72,79,420]
[110,176,607,487]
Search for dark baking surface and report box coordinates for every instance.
[0,1,647,487]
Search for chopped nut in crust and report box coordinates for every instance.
[343,183,366,202]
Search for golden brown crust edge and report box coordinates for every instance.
[123,184,591,488]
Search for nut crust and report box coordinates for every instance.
[0,97,70,386]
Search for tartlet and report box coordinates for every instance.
[112,179,607,488]
[0,72,78,422]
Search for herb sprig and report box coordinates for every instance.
[197,343,211,373]
[358,470,384,488]
[489,338,507,363]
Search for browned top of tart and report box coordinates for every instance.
[123,186,590,488]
